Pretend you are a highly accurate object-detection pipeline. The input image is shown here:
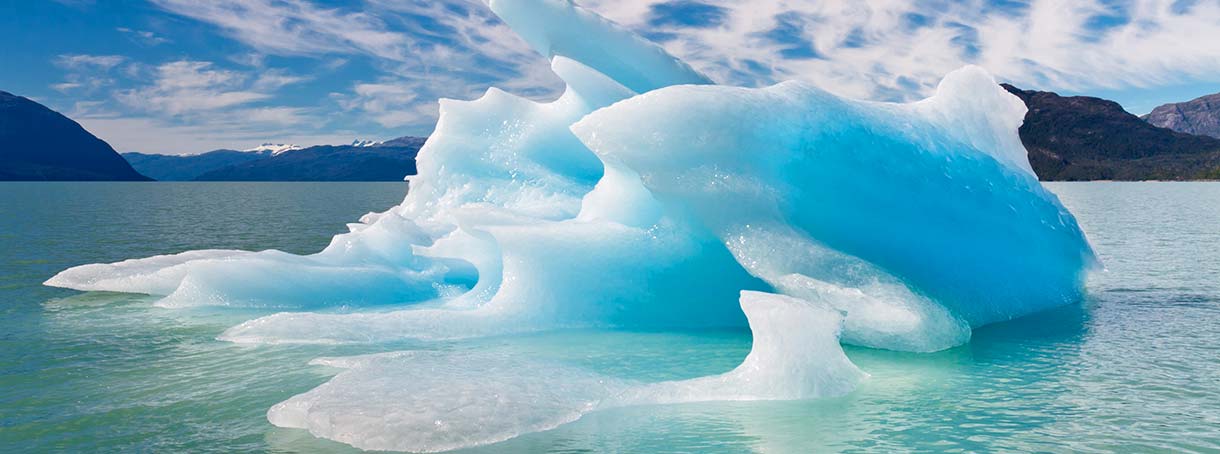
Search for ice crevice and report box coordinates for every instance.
[44,0,1096,451]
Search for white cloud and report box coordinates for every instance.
[52,57,334,153]
[147,0,1220,116]
[151,0,562,104]
[332,81,434,128]
[114,61,269,115]
[51,83,83,93]
[116,27,170,45]
[240,106,314,126]
[113,60,311,117]
[51,54,127,93]
[229,52,267,68]
[252,69,312,91]
[149,0,413,61]
[577,0,1220,100]
[78,116,362,154]
[54,54,126,71]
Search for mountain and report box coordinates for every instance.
[1002,84,1220,180]
[244,143,302,155]
[1143,92,1220,139]
[123,149,271,181]
[0,90,149,181]
[124,137,425,181]
[191,137,425,181]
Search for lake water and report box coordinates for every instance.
[2,182,1218,453]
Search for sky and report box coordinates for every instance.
[2,0,1219,155]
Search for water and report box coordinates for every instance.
[2,182,1218,453]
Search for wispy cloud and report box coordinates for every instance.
[580,0,1220,100]
[51,83,84,93]
[77,116,361,154]
[252,69,312,91]
[148,0,413,61]
[51,54,127,93]
[146,0,1220,112]
[116,27,171,45]
[53,56,329,153]
[333,81,430,128]
[54,54,126,71]
[115,60,276,115]
[149,0,561,119]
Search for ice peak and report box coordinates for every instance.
[245,143,302,155]
[351,139,382,147]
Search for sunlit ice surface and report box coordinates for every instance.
[41,0,1099,451]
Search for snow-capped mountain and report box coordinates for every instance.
[122,136,428,181]
[244,143,302,155]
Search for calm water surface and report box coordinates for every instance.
[1,182,1218,453]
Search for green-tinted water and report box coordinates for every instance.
[2,182,1219,453]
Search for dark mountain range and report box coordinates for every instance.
[123,149,271,181]
[190,138,424,181]
[1002,84,1220,180]
[1143,92,1220,139]
[123,138,425,181]
[0,90,149,181]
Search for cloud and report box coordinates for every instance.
[148,0,1220,114]
[252,70,312,91]
[51,83,83,93]
[114,61,269,115]
[240,106,315,126]
[113,60,310,117]
[147,0,566,135]
[333,81,432,128]
[578,0,1220,100]
[116,27,171,45]
[148,0,413,61]
[150,0,561,102]
[51,54,127,93]
[229,52,267,68]
[77,116,361,154]
[54,54,126,71]
[52,57,334,153]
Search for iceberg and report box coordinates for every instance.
[571,66,1095,351]
[45,0,1096,450]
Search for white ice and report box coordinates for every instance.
[267,291,863,453]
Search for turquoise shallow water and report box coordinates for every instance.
[2,182,1219,453]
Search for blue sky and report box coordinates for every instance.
[2,0,1219,154]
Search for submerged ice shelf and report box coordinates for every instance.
[45,0,1096,451]
[267,291,864,452]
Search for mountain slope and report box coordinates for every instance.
[0,90,149,181]
[123,150,270,181]
[1002,84,1220,180]
[1143,92,1220,139]
[193,137,425,181]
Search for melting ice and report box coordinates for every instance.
[46,0,1096,451]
